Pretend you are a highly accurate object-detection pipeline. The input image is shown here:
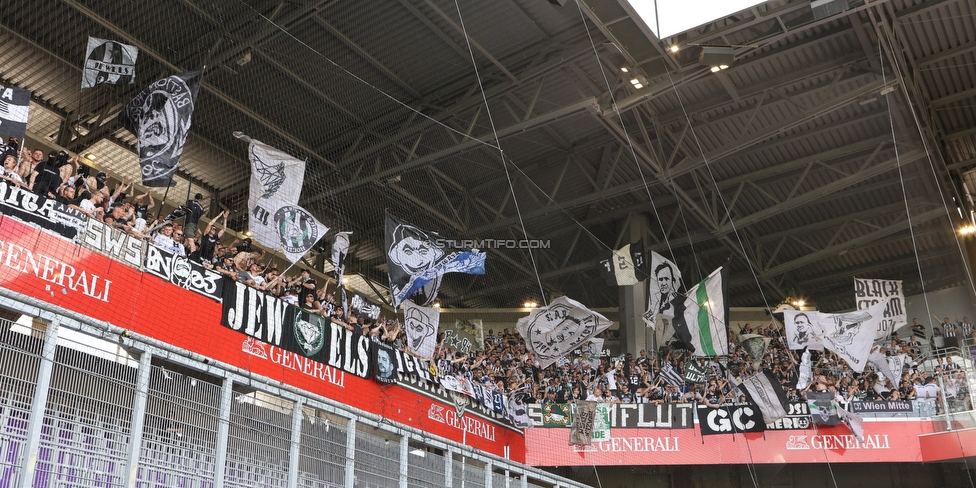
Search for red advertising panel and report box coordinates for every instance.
[0,216,525,461]
[525,420,935,466]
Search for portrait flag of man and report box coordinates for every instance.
[643,251,682,330]
[516,296,612,369]
[783,310,824,350]
[670,266,729,356]
[118,71,201,187]
[384,211,486,308]
[814,299,888,373]
[81,37,137,89]
[402,299,439,359]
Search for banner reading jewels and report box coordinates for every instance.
[0,181,87,239]
[848,400,913,413]
[221,280,373,379]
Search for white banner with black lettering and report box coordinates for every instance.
[853,278,906,339]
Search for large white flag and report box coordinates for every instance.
[402,299,439,359]
[796,349,813,391]
[237,132,325,263]
[516,296,613,369]
[868,346,899,388]
[672,266,728,356]
[643,252,682,329]
[783,310,823,350]
[815,299,889,373]
[836,401,865,442]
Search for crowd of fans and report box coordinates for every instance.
[3,139,974,417]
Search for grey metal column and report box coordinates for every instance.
[445,447,453,488]
[618,213,649,357]
[288,400,304,488]
[125,349,153,488]
[399,435,409,488]
[212,377,233,488]
[520,470,528,488]
[344,418,357,488]
[485,460,493,488]
[16,318,59,488]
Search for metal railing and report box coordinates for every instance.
[0,290,590,488]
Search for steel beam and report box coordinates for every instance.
[760,208,945,278]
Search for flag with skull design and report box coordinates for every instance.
[118,71,201,187]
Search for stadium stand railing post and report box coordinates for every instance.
[15,317,59,488]
[124,349,153,488]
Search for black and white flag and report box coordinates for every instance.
[384,212,485,307]
[738,370,789,424]
[643,251,682,329]
[402,299,438,359]
[660,362,684,387]
[372,342,398,384]
[351,293,382,322]
[118,71,201,187]
[331,231,352,316]
[783,310,823,350]
[815,299,888,373]
[599,239,647,287]
[505,387,533,429]
[516,296,613,369]
[0,85,31,139]
[81,37,137,89]
[739,333,770,367]
[236,133,326,263]
[806,391,841,425]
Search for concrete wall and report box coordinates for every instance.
[905,285,976,337]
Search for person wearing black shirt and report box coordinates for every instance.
[133,191,154,220]
[30,151,63,198]
[183,193,206,238]
[297,269,317,304]
[200,210,228,262]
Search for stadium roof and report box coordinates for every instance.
[2,0,973,311]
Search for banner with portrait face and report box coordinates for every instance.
[783,310,823,350]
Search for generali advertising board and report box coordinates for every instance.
[0,216,524,460]
[525,420,935,466]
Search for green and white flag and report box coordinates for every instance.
[672,266,729,356]
[592,403,611,442]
